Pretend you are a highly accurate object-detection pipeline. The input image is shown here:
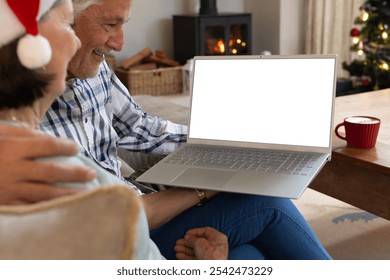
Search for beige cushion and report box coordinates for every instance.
[0,185,140,260]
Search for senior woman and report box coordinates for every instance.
[0,0,106,191]
[0,0,227,260]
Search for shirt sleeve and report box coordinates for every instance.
[106,64,188,156]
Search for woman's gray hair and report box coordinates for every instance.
[73,0,102,16]
[40,0,64,21]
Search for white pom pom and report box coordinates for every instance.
[17,34,52,69]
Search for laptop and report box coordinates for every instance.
[136,54,337,199]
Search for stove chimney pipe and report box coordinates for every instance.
[199,0,217,15]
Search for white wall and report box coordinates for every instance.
[243,0,304,55]
[118,0,303,62]
[279,0,305,55]
[244,0,280,55]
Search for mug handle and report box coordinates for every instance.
[335,122,346,140]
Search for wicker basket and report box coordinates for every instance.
[116,66,183,95]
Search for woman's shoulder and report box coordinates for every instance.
[36,152,125,190]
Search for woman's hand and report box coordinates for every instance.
[0,125,96,205]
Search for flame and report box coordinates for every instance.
[212,39,225,54]
[217,40,225,54]
[207,37,246,55]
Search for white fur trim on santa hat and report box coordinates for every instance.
[17,34,52,69]
[0,0,58,68]
[0,0,24,47]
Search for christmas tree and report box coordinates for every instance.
[343,0,390,91]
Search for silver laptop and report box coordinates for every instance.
[136,54,337,199]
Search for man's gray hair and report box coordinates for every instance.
[73,0,102,16]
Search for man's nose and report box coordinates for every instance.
[108,28,124,51]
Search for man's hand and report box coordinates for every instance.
[0,125,96,205]
[175,227,228,260]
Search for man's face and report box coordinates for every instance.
[67,0,132,79]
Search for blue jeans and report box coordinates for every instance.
[150,192,332,260]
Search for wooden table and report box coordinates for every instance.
[310,89,390,220]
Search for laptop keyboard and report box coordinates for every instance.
[164,146,321,176]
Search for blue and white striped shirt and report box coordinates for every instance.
[41,62,187,193]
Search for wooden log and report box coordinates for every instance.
[120,48,152,69]
[155,50,166,59]
[143,54,181,67]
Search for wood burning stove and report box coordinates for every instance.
[173,0,251,64]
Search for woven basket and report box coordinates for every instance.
[116,66,183,95]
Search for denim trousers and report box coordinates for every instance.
[150,192,332,260]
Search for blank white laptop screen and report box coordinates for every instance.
[189,57,336,148]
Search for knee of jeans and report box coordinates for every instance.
[228,243,267,260]
[228,193,298,212]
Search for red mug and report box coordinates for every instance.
[335,116,381,148]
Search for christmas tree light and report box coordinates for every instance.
[343,0,390,90]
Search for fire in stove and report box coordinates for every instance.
[205,25,248,55]
[173,0,251,64]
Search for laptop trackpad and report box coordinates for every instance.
[172,167,236,189]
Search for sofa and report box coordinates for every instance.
[0,186,140,259]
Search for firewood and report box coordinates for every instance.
[155,50,166,59]
[143,55,181,67]
[121,48,152,69]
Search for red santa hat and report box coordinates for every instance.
[0,0,58,69]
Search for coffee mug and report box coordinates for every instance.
[335,116,381,148]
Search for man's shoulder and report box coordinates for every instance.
[63,62,130,104]
[97,61,114,79]
[66,62,112,86]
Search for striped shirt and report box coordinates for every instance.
[41,62,187,193]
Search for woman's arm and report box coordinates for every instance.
[0,125,96,205]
